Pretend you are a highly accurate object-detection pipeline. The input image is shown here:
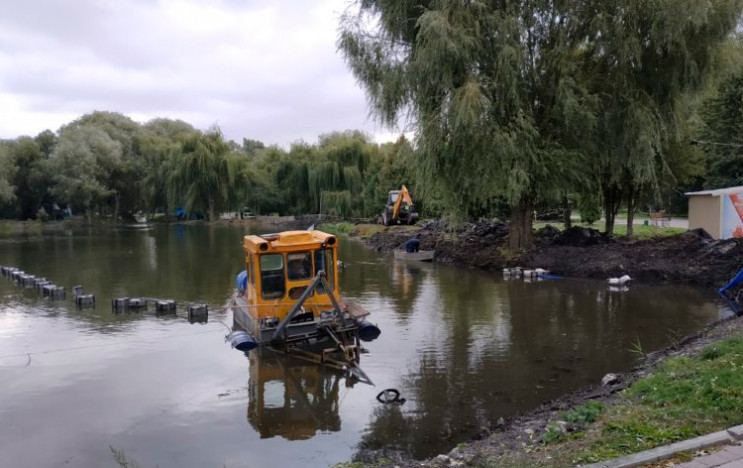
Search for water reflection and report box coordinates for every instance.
[0,225,732,467]
[355,272,729,459]
[247,352,344,441]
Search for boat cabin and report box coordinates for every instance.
[241,230,339,327]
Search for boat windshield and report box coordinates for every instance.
[260,254,285,299]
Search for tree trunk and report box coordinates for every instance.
[562,195,572,229]
[208,197,215,222]
[626,185,636,237]
[602,185,622,236]
[113,192,120,224]
[508,197,534,250]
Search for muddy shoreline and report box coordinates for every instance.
[361,220,743,288]
[348,220,743,466]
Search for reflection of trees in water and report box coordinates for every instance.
[0,224,249,330]
[246,353,343,441]
[357,270,511,459]
[338,241,431,324]
[356,275,721,460]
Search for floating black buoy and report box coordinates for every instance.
[72,285,83,298]
[41,284,56,297]
[11,270,24,282]
[111,297,129,311]
[35,280,52,292]
[128,298,146,309]
[76,294,95,309]
[49,286,66,300]
[187,304,208,323]
[155,300,176,313]
[20,274,36,287]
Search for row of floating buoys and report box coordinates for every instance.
[502,267,550,281]
[2,265,210,323]
[1,265,81,302]
[109,296,208,323]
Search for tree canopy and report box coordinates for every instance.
[339,0,743,245]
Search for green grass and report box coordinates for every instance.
[319,221,356,236]
[543,401,604,444]
[576,337,743,464]
[534,221,685,239]
[319,222,416,239]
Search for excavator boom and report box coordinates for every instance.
[392,185,414,220]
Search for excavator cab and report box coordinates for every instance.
[379,185,419,226]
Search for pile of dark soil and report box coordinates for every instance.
[549,226,613,247]
[522,228,743,286]
[363,221,743,288]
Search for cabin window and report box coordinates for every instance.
[287,252,312,281]
[260,254,285,299]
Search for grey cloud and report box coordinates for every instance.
[0,0,393,146]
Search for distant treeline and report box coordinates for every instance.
[0,112,415,222]
[0,63,741,227]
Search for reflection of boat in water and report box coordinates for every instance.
[393,250,434,262]
[247,352,343,440]
[229,229,380,380]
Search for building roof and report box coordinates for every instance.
[685,186,743,197]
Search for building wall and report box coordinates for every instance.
[688,195,721,239]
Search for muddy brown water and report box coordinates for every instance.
[0,224,732,467]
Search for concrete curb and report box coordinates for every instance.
[580,424,743,468]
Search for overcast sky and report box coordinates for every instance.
[0,0,403,147]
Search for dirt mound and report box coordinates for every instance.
[551,226,612,247]
[361,219,743,288]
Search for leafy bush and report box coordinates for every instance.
[579,195,602,225]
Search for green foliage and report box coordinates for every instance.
[319,222,355,236]
[578,337,743,463]
[543,401,603,445]
[578,195,602,225]
[339,0,743,244]
[169,127,233,220]
[7,136,51,220]
[50,125,121,217]
[0,142,17,207]
[339,0,594,246]
[698,71,743,189]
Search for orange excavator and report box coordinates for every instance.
[378,185,419,226]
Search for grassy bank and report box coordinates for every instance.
[534,221,686,239]
[478,334,743,467]
[0,219,81,238]
[319,222,417,239]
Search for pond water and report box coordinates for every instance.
[0,224,732,467]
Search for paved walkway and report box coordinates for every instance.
[672,443,743,468]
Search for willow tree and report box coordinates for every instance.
[699,71,743,189]
[170,128,233,221]
[339,1,595,248]
[310,131,375,217]
[50,126,122,219]
[585,0,743,235]
[0,143,16,208]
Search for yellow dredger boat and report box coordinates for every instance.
[227,229,380,376]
